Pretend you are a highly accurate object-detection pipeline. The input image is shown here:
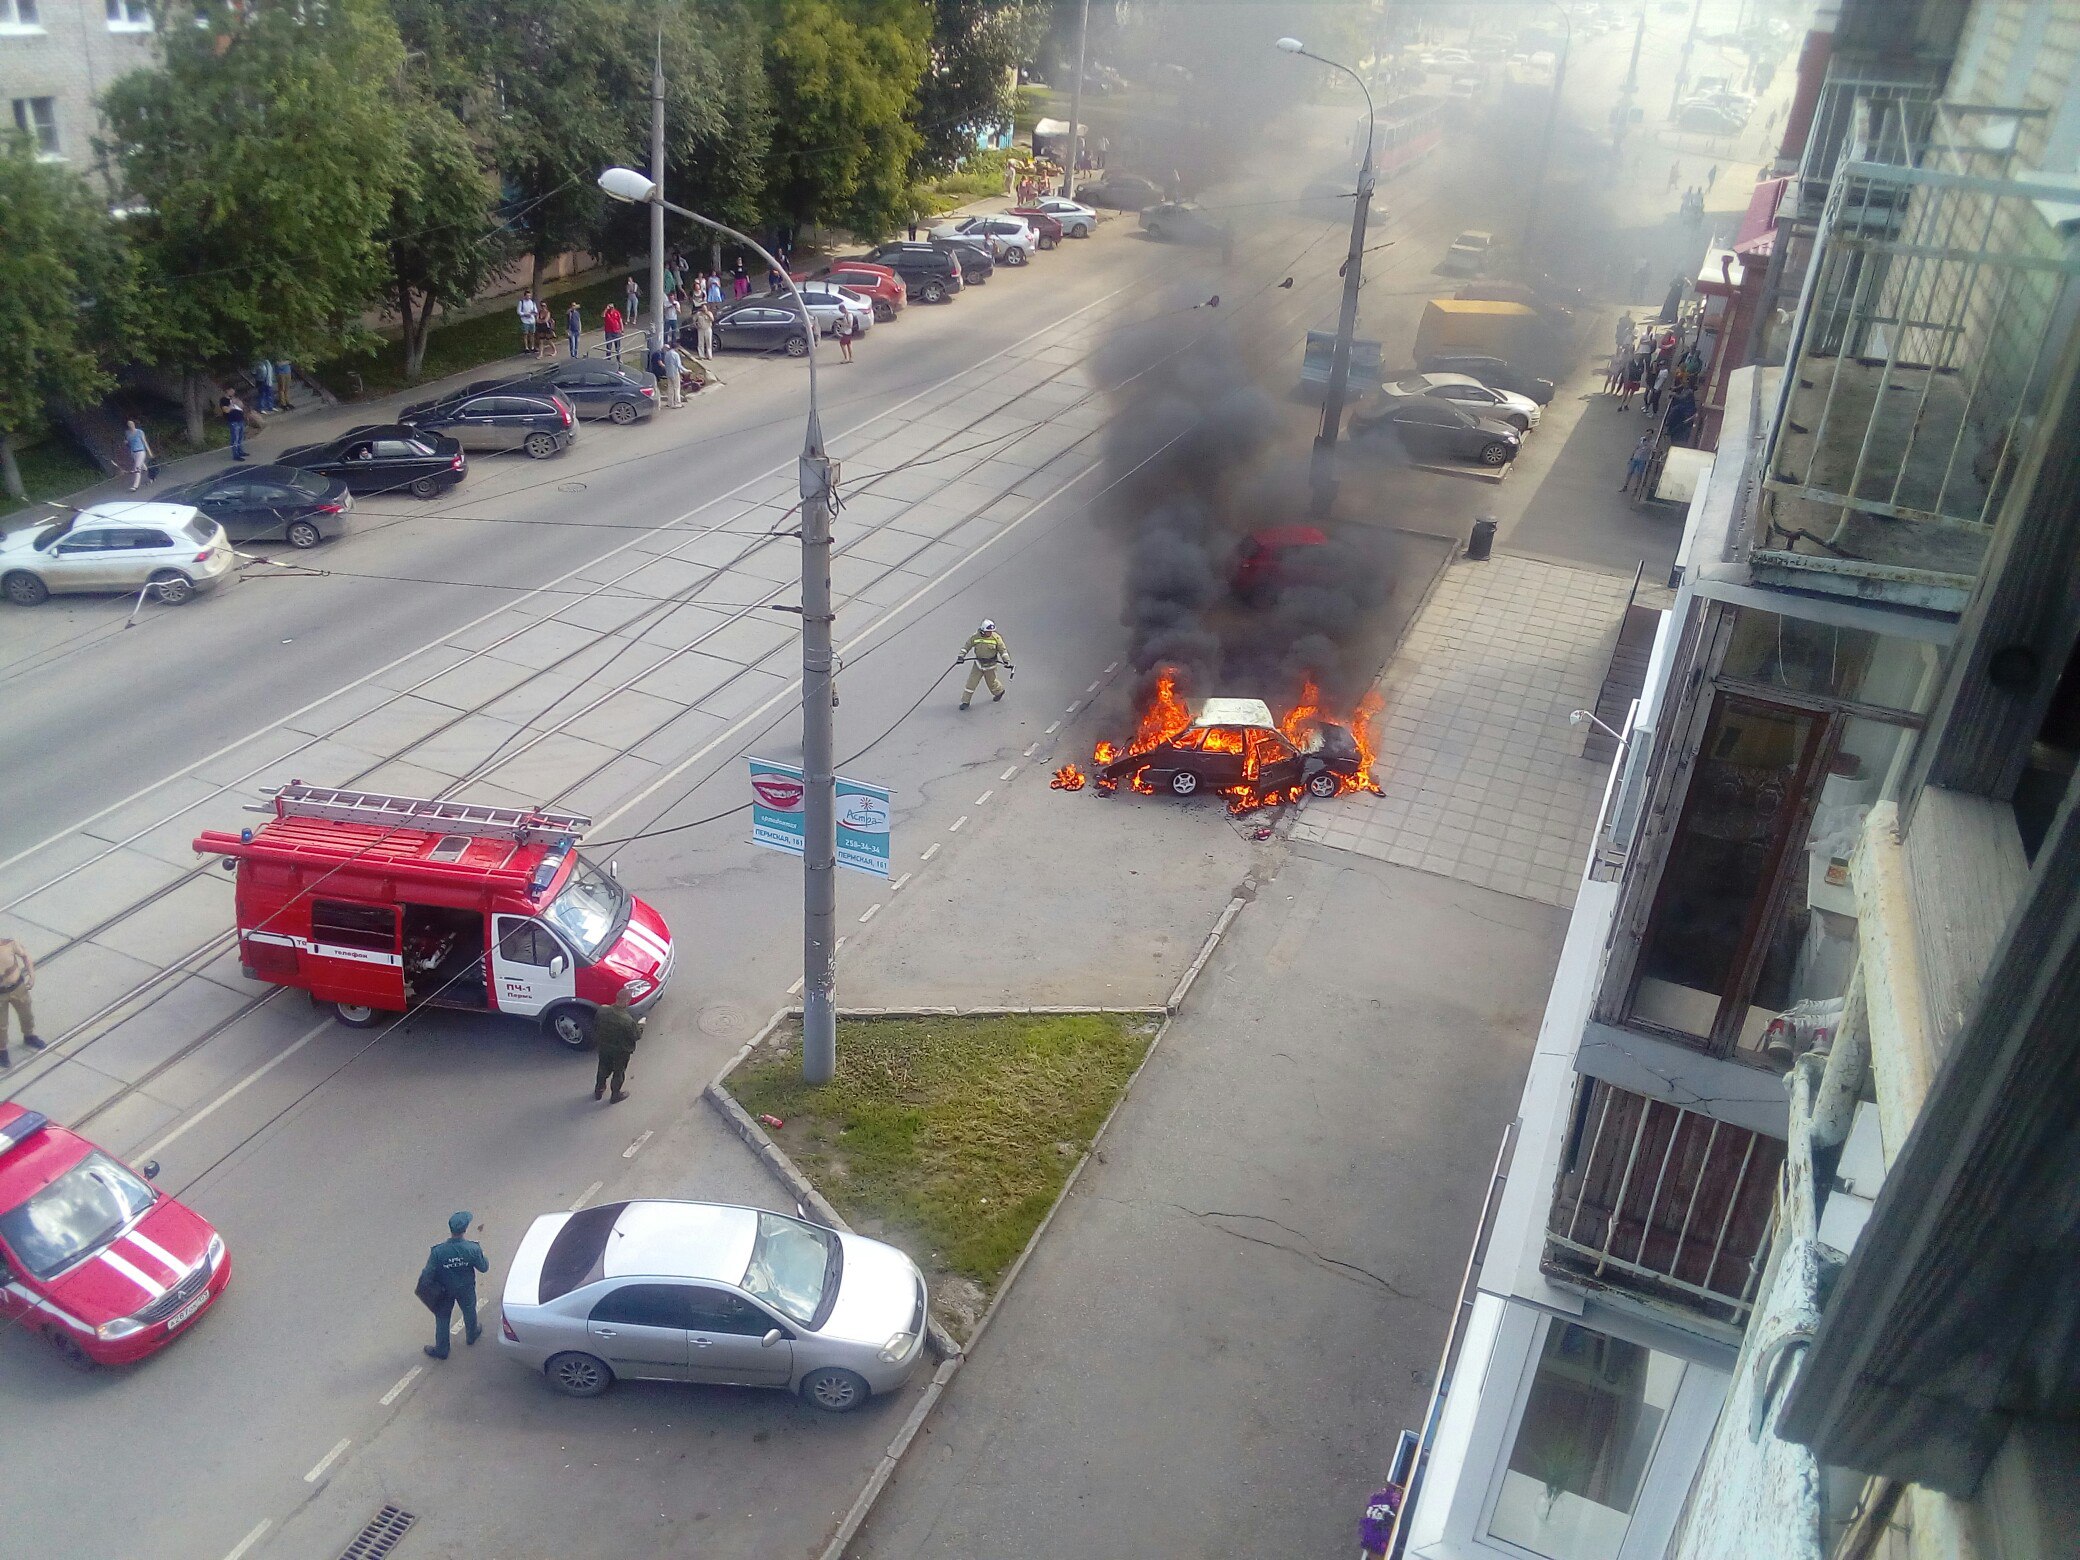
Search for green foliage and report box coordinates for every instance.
[384,92,508,378]
[99,0,408,374]
[909,0,1039,177]
[764,0,931,237]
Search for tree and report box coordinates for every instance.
[385,94,508,381]
[764,0,930,238]
[100,0,408,439]
[0,141,136,499]
[908,0,1041,179]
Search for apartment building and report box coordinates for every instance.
[1384,5,2080,1558]
[0,0,154,178]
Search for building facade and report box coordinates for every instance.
[1387,4,2080,1558]
[1,0,154,179]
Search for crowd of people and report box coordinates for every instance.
[1607,308,1705,494]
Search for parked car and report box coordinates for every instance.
[1376,371,1542,431]
[160,464,352,549]
[0,501,235,607]
[1417,352,1556,405]
[1024,196,1098,237]
[1441,229,1494,276]
[1678,101,1747,135]
[1096,697,1364,801]
[1077,173,1165,210]
[278,424,465,499]
[517,361,658,424]
[855,243,965,304]
[941,215,1040,263]
[927,234,995,282]
[1004,207,1065,247]
[1139,201,1232,250]
[802,261,906,321]
[793,281,876,336]
[1350,397,1522,467]
[401,383,577,460]
[499,1199,930,1412]
[712,297,815,355]
[0,1104,231,1367]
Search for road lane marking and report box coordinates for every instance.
[1086,681,1101,695]
[222,1520,271,1560]
[974,790,993,805]
[921,843,941,861]
[787,976,805,995]
[140,1016,331,1159]
[950,815,968,832]
[858,903,881,924]
[1045,722,1061,735]
[569,1181,604,1212]
[1000,765,1019,780]
[1066,701,1081,714]
[1023,743,1039,757]
[1105,662,1119,674]
[890,872,912,893]
[836,936,848,950]
[623,1131,654,1159]
[379,1365,423,1406]
[303,1438,351,1483]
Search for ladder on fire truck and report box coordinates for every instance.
[261,782,593,843]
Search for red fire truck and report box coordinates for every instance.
[194,784,674,1048]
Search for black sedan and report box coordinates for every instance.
[712,299,813,356]
[1078,173,1165,210]
[1139,202,1232,251]
[1418,352,1557,405]
[517,361,657,424]
[159,464,352,549]
[278,424,466,498]
[1349,398,1522,468]
[1097,698,1362,801]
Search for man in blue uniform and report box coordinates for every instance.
[421,1210,489,1359]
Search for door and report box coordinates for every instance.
[374,437,431,490]
[106,528,176,591]
[491,916,575,1016]
[1249,730,1303,792]
[453,398,502,450]
[336,439,380,490]
[584,1283,695,1380]
[46,530,125,592]
[198,479,273,541]
[682,1286,795,1386]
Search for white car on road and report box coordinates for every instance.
[793,281,876,336]
[932,216,1038,265]
[1,501,236,606]
[1028,197,1098,239]
[1376,372,1543,431]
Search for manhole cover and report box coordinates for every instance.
[698,1003,751,1038]
[557,481,588,492]
[338,1504,416,1559]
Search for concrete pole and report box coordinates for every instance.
[799,422,838,1083]
[650,37,667,351]
[1670,0,1705,118]
[1623,9,1645,95]
[1297,48,1375,520]
[1064,0,1089,200]
[1521,11,1572,260]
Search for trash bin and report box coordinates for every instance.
[1467,515,1498,561]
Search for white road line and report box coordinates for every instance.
[836,936,848,951]
[1086,681,1101,695]
[889,872,912,893]
[950,815,968,832]
[858,903,881,924]
[974,790,993,806]
[1105,661,1120,674]
[623,1130,654,1159]
[140,1016,331,1159]
[1044,722,1061,735]
[1000,765,1019,781]
[1023,743,1039,758]
[1066,701,1081,715]
[921,843,942,862]
[569,1180,604,1212]
[787,976,805,995]
[222,1519,271,1560]
[379,1365,422,1407]
[303,1438,351,1484]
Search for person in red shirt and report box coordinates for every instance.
[602,302,624,361]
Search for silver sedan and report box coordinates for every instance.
[498,1199,929,1412]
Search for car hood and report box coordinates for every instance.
[599,897,672,984]
[1471,415,1522,438]
[0,526,60,561]
[44,1196,216,1327]
[817,1231,923,1347]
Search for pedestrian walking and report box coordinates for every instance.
[1645,362,1670,414]
[694,300,716,360]
[274,360,297,409]
[834,306,855,363]
[1618,354,1644,410]
[957,619,1012,709]
[1707,164,1719,191]
[625,274,642,329]
[663,341,685,408]
[591,988,642,1103]
[518,290,538,355]
[1615,310,1636,353]
[732,260,749,299]
[417,1211,488,1359]
[1097,135,1109,168]
[255,356,276,412]
[664,290,681,347]
[1667,160,1680,191]
[707,272,725,307]
[0,936,46,1071]
[1604,347,1630,395]
[566,302,582,359]
[123,419,152,490]
[1624,432,1654,493]
[220,390,248,461]
[602,302,624,361]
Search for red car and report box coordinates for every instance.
[1007,207,1066,247]
[799,262,906,323]
[0,1104,230,1367]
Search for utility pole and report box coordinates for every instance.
[1064,0,1089,199]
[1670,0,1705,117]
[650,36,666,350]
[799,415,838,1084]
[1623,9,1645,94]
[1521,12,1572,262]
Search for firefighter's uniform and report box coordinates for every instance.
[960,625,1011,708]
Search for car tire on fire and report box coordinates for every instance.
[1167,771,1199,796]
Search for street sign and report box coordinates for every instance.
[750,759,891,879]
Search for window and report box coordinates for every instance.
[54,534,114,555]
[682,1286,775,1336]
[181,517,217,546]
[372,439,419,459]
[127,529,172,550]
[311,900,398,953]
[1487,1322,1684,1560]
[495,918,558,966]
[0,0,41,31]
[590,1282,700,1330]
[11,98,59,158]
[105,0,151,28]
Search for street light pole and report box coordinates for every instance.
[649,36,666,351]
[1277,37,1374,520]
[597,167,839,1084]
[1064,0,1090,199]
[1521,6,1573,260]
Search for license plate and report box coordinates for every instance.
[165,1292,209,1330]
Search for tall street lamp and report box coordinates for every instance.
[598,166,842,1085]
[1277,36,1375,519]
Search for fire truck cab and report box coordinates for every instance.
[195,784,674,1049]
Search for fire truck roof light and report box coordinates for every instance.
[0,1111,50,1156]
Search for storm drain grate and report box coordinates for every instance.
[337,1505,416,1560]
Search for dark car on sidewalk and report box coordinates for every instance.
[1097,698,1362,801]
[1349,397,1521,468]
[712,298,815,356]
[515,361,658,424]
[160,464,353,549]
[278,425,465,498]
[400,383,577,459]
[852,243,965,304]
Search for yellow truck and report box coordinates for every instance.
[1412,298,1543,363]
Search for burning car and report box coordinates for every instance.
[1096,694,1367,805]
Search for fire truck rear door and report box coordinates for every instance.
[492,916,577,1017]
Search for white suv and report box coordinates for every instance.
[0,501,236,606]
[936,216,1038,266]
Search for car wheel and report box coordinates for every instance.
[410,475,439,499]
[801,1366,871,1413]
[1168,770,1200,797]
[545,1004,595,1051]
[546,1351,615,1398]
[922,280,947,304]
[1307,771,1342,799]
[785,333,810,358]
[1479,442,1513,468]
[285,520,323,549]
[1039,235,1057,250]
[335,1003,380,1028]
[3,571,50,607]
[524,431,559,459]
[609,399,640,425]
[1005,246,1028,266]
[148,570,197,605]
[47,1329,97,1372]
[873,299,894,322]
[1071,222,1092,238]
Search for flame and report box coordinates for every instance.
[1050,763,1087,790]
[1093,741,1120,765]
[1278,677,1325,747]
[1131,669,1191,751]
[1202,727,1244,756]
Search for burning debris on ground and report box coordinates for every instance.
[1050,763,1088,791]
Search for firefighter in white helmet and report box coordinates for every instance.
[957,619,1012,710]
